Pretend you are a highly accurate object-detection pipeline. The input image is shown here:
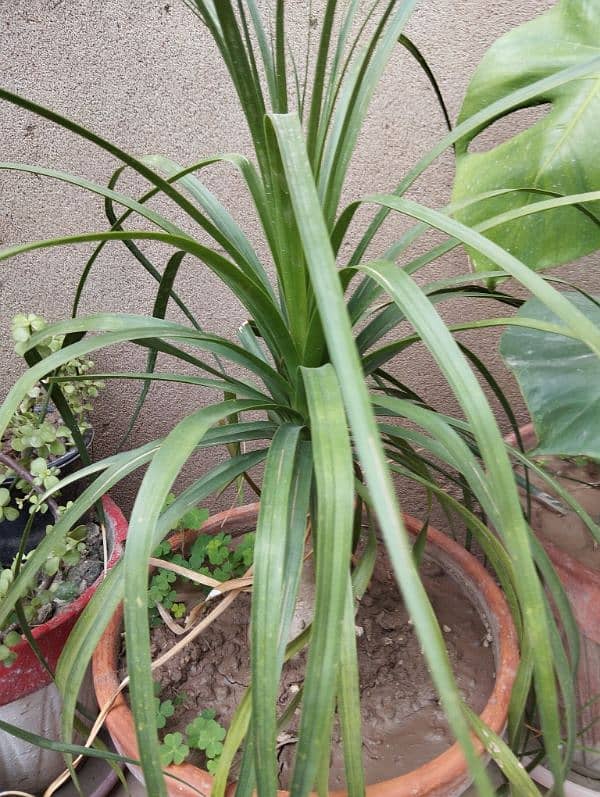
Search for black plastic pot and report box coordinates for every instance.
[0,429,93,567]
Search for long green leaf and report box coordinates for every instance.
[142,154,272,294]
[319,1,418,225]
[343,187,600,334]
[251,424,303,796]
[0,161,190,239]
[290,365,354,797]
[3,313,290,412]
[122,400,273,795]
[0,88,263,258]
[0,231,299,372]
[54,370,272,402]
[306,0,337,165]
[119,250,187,448]
[245,0,277,105]
[337,578,365,797]
[398,34,452,133]
[373,396,497,525]
[360,260,566,789]
[74,151,274,322]
[271,112,494,796]
[466,709,540,796]
[362,195,600,357]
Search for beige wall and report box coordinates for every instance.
[1,0,596,518]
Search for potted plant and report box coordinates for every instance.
[0,315,125,793]
[0,495,127,794]
[0,1,598,795]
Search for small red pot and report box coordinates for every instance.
[0,495,128,706]
[93,503,519,797]
[0,495,128,793]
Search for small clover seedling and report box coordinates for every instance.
[180,505,209,530]
[159,732,189,766]
[147,569,177,609]
[0,488,19,522]
[154,697,175,729]
[153,681,188,729]
[153,541,171,558]
[170,602,186,619]
[186,709,226,759]
[163,494,209,532]
[151,680,225,770]
[206,757,220,774]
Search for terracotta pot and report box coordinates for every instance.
[0,495,128,793]
[506,425,600,780]
[93,503,519,797]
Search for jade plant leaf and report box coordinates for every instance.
[452,0,600,274]
[500,292,600,458]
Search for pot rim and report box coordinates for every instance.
[92,503,519,797]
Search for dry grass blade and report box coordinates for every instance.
[148,556,254,592]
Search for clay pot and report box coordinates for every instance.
[506,424,600,780]
[0,495,128,793]
[93,503,519,797]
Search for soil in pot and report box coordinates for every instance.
[27,516,107,625]
[129,548,495,789]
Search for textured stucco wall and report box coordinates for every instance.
[1,0,597,517]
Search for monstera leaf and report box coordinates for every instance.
[501,292,600,459]
[452,0,600,274]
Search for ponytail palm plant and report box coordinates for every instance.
[0,1,599,795]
